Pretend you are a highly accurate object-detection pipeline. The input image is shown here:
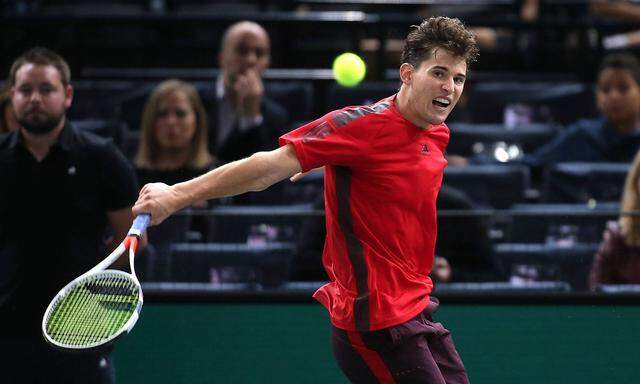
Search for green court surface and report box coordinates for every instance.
[113,303,640,383]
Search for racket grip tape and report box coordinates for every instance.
[128,213,151,237]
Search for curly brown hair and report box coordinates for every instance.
[401,16,479,68]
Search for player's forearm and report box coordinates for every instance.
[133,146,301,225]
[172,151,289,208]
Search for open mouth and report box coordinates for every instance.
[432,97,450,108]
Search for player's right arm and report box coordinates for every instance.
[133,144,302,225]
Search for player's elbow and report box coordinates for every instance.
[245,146,300,193]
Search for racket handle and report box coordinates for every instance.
[128,213,151,237]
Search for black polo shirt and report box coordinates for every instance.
[0,121,138,337]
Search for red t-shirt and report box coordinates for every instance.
[279,95,449,331]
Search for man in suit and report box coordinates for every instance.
[208,20,289,163]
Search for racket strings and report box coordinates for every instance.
[50,277,135,345]
[46,273,140,347]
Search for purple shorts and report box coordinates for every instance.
[331,297,469,384]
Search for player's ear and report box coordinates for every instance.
[399,63,413,85]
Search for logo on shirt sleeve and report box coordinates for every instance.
[302,121,333,143]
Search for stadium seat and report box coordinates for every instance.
[493,242,599,290]
[68,80,138,121]
[281,170,323,204]
[120,129,140,160]
[443,164,531,209]
[325,81,400,111]
[24,0,146,15]
[507,202,619,243]
[142,213,193,281]
[596,284,640,294]
[465,81,597,125]
[206,204,316,243]
[168,242,295,288]
[172,1,263,13]
[447,122,559,158]
[113,81,157,131]
[433,281,571,294]
[542,162,629,203]
[71,118,127,150]
[264,81,315,124]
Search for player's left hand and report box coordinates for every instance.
[290,166,325,182]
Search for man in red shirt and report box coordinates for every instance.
[134,16,478,383]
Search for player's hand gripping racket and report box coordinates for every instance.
[42,213,151,350]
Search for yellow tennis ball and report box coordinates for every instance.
[332,52,366,87]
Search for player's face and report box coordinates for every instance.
[402,50,467,127]
[596,68,640,131]
[220,26,270,85]
[153,91,197,152]
[11,63,72,134]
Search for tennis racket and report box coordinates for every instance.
[42,213,151,350]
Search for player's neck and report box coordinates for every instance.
[395,86,427,129]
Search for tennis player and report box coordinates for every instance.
[134,16,478,383]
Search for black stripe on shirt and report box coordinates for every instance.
[335,166,370,331]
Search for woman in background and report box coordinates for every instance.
[134,79,215,279]
[589,149,640,289]
[135,79,215,186]
[0,85,20,133]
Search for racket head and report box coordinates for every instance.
[42,269,143,350]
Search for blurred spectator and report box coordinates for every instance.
[523,52,640,169]
[204,20,289,163]
[426,0,540,51]
[358,0,540,68]
[589,152,640,289]
[591,0,640,22]
[589,149,640,289]
[0,84,20,133]
[592,1,640,50]
[450,53,640,169]
[134,79,215,187]
[292,186,495,283]
[134,79,214,276]
[1,47,139,383]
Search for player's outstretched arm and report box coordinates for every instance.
[133,144,302,225]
